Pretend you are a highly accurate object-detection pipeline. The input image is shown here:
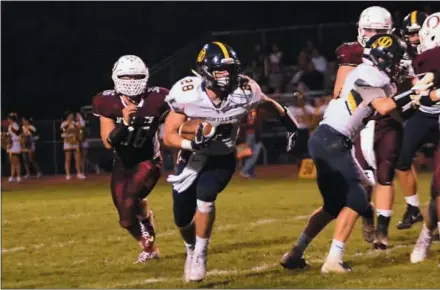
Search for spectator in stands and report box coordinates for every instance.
[325,61,337,90]
[269,44,283,71]
[239,108,263,178]
[296,61,324,93]
[311,48,328,74]
[252,43,268,82]
[304,96,329,131]
[268,64,284,93]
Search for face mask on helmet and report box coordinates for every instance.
[202,63,241,97]
[112,55,149,102]
[357,6,393,47]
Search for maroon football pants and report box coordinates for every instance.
[354,118,403,188]
[110,157,161,240]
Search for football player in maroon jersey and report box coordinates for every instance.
[333,6,402,248]
[407,12,440,266]
[92,55,169,263]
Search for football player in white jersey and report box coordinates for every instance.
[280,34,417,273]
[163,41,298,282]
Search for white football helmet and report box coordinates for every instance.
[112,55,149,97]
[418,12,440,53]
[357,6,393,47]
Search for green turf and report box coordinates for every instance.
[2,173,439,288]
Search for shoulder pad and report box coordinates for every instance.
[356,65,390,88]
[92,90,117,118]
[166,76,202,104]
[147,86,169,95]
[336,42,364,66]
[102,89,116,96]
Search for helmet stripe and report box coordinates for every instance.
[411,11,417,26]
[213,41,230,59]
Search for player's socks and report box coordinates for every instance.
[194,236,209,255]
[327,239,344,262]
[295,232,312,256]
[374,214,390,250]
[179,221,196,247]
[362,205,375,243]
[405,194,420,207]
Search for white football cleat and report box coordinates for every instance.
[134,247,160,264]
[189,251,207,282]
[410,226,432,264]
[16,176,22,183]
[321,259,352,274]
[66,175,71,180]
[8,177,15,182]
[184,246,194,282]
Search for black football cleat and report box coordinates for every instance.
[397,204,423,230]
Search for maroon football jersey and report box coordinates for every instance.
[92,87,169,168]
[335,42,364,67]
[413,46,440,86]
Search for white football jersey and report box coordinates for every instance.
[321,63,394,140]
[165,75,262,155]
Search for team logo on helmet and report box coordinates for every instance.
[427,15,440,29]
[197,48,207,63]
[371,36,393,48]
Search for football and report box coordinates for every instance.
[179,118,215,140]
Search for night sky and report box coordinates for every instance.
[2,1,439,119]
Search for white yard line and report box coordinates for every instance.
[115,244,416,287]
[1,216,309,254]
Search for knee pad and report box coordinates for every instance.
[197,199,215,213]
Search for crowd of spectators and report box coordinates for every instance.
[242,41,336,97]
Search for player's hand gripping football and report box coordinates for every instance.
[191,122,216,150]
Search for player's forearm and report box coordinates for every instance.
[163,131,188,150]
[99,116,116,149]
[371,98,397,115]
[261,94,285,115]
[261,94,298,132]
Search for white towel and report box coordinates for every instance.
[360,120,377,170]
[167,153,208,193]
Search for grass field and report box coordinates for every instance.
[2,166,439,288]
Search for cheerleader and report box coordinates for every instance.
[76,112,100,175]
[21,116,42,178]
[6,113,22,182]
[61,111,85,180]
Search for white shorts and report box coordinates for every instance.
[8,141,21,154]
[64,143,79,151]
